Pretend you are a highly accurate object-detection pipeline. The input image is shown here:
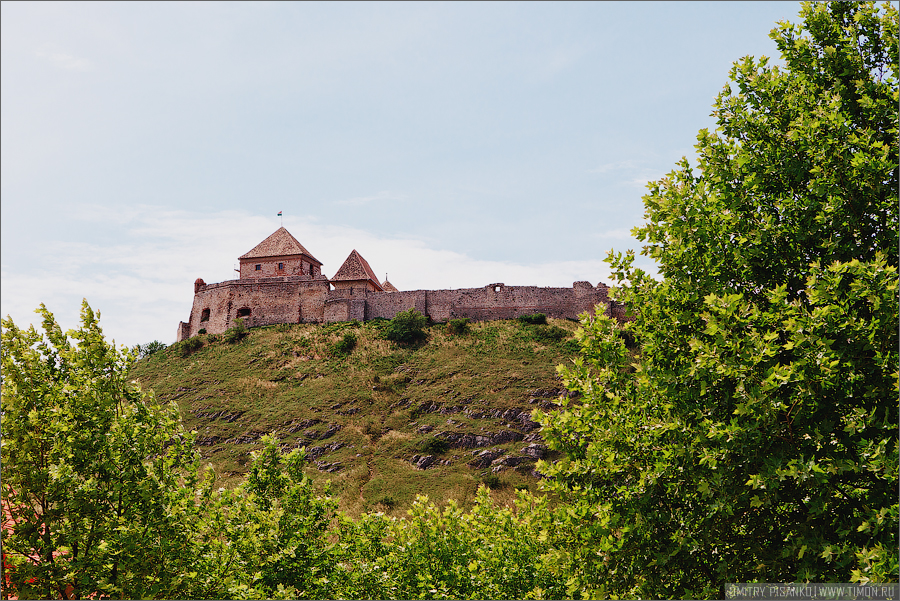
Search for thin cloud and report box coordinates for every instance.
[36,50,92,71]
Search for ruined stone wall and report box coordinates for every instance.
[359,290,427,320]
[323,297,367,323]
[178,276,329,341]
[360,282,609,323]
[179,278,615,342]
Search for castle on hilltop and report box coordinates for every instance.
[176,227,623,341]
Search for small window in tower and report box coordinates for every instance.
[278,263,284,270]
[494,286,501,292]
[255,264,262,271]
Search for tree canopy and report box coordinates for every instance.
[538,2,898,597]
[1,302,205,599]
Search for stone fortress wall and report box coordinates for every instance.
[176,228,623,342]
[322,281,611,325]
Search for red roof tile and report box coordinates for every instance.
[239,227,321,264]
[331,249,383,290]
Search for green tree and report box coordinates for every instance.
[189,435,339,599]
[383,308,429,344]
[332,488,565,599]
[1,301,209,599]
[538,2,898,597]
[134,339,167,359]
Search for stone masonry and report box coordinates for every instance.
[176,227,619,341]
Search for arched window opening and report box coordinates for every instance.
[200,308,211,322]
[237,307,252,318]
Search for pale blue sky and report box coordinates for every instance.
[2,1,803,346]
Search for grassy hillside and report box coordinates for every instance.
[130,317,582,516]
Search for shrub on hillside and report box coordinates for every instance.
[223,317,248,344]
[135,340,167,359]
[446,318,470,335]
[479,473,502,490]
[382,309,428,344]
[331,332,357,357]
[517,313,547,325]
[174,336,204,357]
[530,325,569,343]
[363,418,384,441]
[417,436,449,455]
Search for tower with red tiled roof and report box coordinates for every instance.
[238,227,323,279]
[330,249,384,294]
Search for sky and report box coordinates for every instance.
[1,1,804,347]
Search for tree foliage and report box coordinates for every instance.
[134,340,167,359]
[188,436,338,599]
[538,2,898,597]
[1,301,207,599]
[332,488,565,599]
[382,308,429,344]
[1,304,338,599]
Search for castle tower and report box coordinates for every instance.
[238,227,323,279]
[330,249,384,294]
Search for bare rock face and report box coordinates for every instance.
[522,443,548,459]
[468,450,501,469]
[315,461,343,473]
[436,429,524,449]
[302,423,342,441]
[493,455,525,468]
[286,418,321,433]
[193,409,246,423]
[306,441,345,461]
[516,413,542,431]
[410,454,437,470]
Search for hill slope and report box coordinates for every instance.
[130,318,581,515]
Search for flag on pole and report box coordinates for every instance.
[277,211,283,216]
